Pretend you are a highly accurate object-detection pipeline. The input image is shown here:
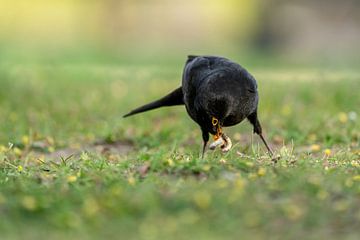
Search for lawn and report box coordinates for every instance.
[0,56,359,240]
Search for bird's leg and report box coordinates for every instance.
[259,133,274,156]
[202,142,207,158]
[247,111,274,157]
[201,129,209,158]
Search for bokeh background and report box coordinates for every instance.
[1,0,359,64]
[0,1,359,239]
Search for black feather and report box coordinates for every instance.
[123,87,184,118]
[123,55,273,156]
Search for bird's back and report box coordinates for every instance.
[182,55,258,129]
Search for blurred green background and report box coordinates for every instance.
[1,0,359,64]
[0,1,359,240]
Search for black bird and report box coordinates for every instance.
[124,55,273,157]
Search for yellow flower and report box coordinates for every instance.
[234,178,246,190]
[193,191,211,209]
[21,196,37,211]
[310,144,321,152]
[0,145,6,153]
[219,158,227,164]
[47,146,55,153]
[22,135,30,146]
[46,136,55,145]
[166,159,174,167]
[233,133,241,141]
[202,164,211,172]
[82,198,100,217]
[67,175,77,183]
[245,161,254,167]
[13,147,22,157]
[37,155,45,164]
[351,160,359,167]
[324,149,331,156]
[80,152,89,161]
[338,112,348,123]
[352,175,360,181]
[17,165,23,172]
[257,167,266,177]
[284,204,304,221]
[128,176,136,186]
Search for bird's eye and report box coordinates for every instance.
[212,117,219,126]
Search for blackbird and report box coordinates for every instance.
[123,55,273,157]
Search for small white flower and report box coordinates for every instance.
[348,111,357,121]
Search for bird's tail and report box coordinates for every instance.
[123,87,184,118]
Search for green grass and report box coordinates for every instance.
[0,58,359,240]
